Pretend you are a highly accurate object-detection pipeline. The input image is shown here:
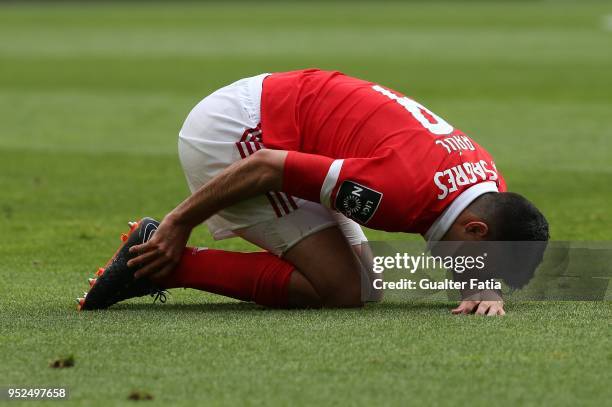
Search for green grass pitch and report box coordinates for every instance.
[1,1,611,405]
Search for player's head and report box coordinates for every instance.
[442,192,549,288]
[443,192,549,242]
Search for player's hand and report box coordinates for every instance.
[451,300,505,316]
[127,215,192,280]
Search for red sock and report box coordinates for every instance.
[156,247,293,308]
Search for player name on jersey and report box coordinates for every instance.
[434,160,500,200]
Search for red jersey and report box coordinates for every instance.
[260,69,506,238]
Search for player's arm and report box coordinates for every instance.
[159,149,287,229]
[129,149,288,278]
[131,149,386,279]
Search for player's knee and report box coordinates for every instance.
[320,274,363,308]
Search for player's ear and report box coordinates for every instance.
[464,221,488,238]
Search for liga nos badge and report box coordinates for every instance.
[335,181,382,224]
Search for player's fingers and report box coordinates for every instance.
[134,257,167,279]
[453,304,468,314]
[129,240,153,255]
[127,249,160,268]
[497,307,506,316]
[475,303,489,315]
[451,303,464,314]
[487,306,499,316]
[451,302,467,314]
[464,301,480,314]
[452,301,478,315]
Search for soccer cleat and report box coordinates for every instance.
[78,217,168,311]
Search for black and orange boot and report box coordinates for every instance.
[77,217,167,311]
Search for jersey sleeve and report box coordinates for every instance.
[282,151,401,228]
[281,151,335,204]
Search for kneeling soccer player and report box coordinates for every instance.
[78,69,549,316]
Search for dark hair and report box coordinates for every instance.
[469,192,549,242]
[469,192,550,288]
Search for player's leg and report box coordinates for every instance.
[152,225,361,308]
[331,212,382,303]
[282,225,364,308]
[151,202,367,308]
[233,201,367,307]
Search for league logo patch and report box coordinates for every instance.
[335,181,382,224]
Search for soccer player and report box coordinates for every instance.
[80,69,548,316]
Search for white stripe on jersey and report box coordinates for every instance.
[320,159,344,208]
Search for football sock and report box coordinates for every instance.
[156,247,293,308]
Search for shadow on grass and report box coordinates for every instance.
[105,300,454,314]
[372,301,453,311]
[71,300,565,321]
[111,302,261,313]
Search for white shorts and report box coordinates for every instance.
[178,74,367,256]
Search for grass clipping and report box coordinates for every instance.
[128,390,154,401]
[49,355,75,369]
